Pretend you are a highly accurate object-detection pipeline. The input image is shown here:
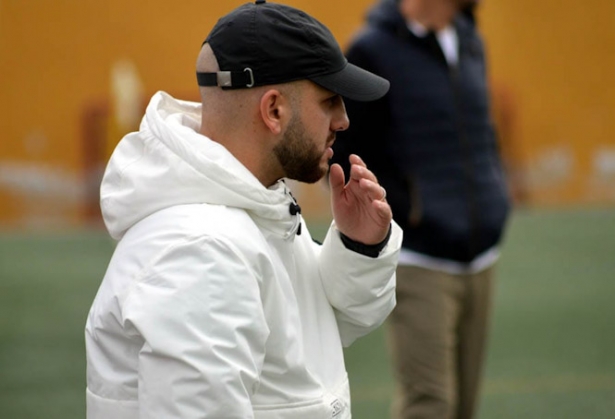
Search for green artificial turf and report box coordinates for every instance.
[0,208,614,418]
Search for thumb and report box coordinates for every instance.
[328,164,346,197]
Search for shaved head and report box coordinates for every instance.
[196,44,258,125]
[196,43,303,139]
[195,43,312,185]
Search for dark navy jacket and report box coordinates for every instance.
[331,0,510,263]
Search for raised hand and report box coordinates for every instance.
[329,154,392,245]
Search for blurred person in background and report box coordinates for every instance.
[84,1,403,418]
[331,0,510,418]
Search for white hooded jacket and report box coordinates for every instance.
[85,91,402,419]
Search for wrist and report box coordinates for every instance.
[339,225,392,258]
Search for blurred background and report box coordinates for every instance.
[0,0,614,418]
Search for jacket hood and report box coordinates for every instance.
[366,0,406,33]
[366,0,476,37]
[100,91,298,240]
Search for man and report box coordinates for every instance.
[330,0,510,418]
[85,1,402,418]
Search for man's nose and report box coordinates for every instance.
[333,99,350,132]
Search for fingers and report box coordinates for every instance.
[380,186,387,201]
[359,178,387,202]
[349,159,378,184]
[349,154,366,168]
[371,196,393,222]
[331,155,392,242]
[348,154,384,202]
[328,163,346,195]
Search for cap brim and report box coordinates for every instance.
[310,63,390,102]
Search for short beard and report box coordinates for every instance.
[273,114,327,184]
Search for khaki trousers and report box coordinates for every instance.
[387,264,495,419]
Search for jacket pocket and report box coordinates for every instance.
[254,375,351,419]
[86,387,138,419]
[253,398,332,419]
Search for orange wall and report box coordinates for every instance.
[1,1,110,226]
[479,0,615,205]
[1,0,614,227]
[0,0,374,226]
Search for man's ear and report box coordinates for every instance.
[259,89,291,135]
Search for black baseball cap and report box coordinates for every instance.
[196,0,390,102]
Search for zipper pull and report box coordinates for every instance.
[289,202,301,215]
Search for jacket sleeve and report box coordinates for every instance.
[122,236,269,418]
[317,220,402,347]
